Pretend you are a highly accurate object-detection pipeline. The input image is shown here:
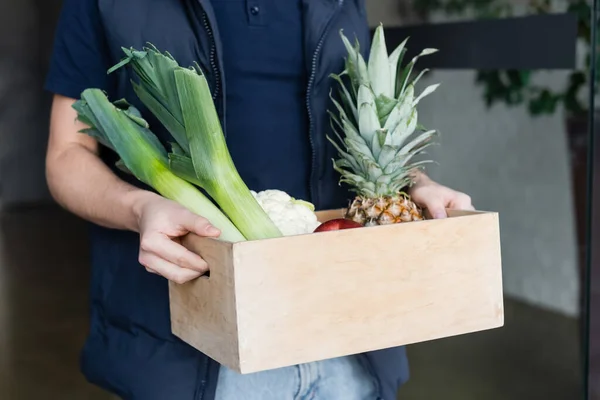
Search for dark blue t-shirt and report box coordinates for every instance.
[45,0,115,104]
[45,0,312,201]
[212,0,311,200]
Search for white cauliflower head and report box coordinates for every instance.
[251,190,321,236]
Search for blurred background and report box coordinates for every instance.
[0,0,598,399]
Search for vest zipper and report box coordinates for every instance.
[305,0,344,206]
[195,356,210,400]
[201,11,223,118]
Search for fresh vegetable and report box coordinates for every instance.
[71,44,324,241]
[251,190,321,236]
[108,45,283,241]
[313,219,363,233]
[328,24,440,227]
[72,89,245,242]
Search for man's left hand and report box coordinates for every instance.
[407,172,474,219]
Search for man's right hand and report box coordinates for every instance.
[47,95,220,285]
[134,193,222,284]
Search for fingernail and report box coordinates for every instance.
[206,226,220,235]
[433,212,447,219]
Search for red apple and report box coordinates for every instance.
[313,218,363,233]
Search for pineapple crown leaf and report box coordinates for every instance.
[377,145,397,168]
[375,95,397,123]
[327,111,346,144]
[397,129,438,156]
[326,129,371,178]
[329,89,351,121]
[329,76,359,124]
[369,24,393,98]
[329,24,442,196]
[413,84,441,107]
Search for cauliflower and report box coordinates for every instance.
[251,190,321,236]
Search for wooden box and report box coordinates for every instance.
[169,209,504,374]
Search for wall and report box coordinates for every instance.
[365,0,580,317]
[0,0,59,208]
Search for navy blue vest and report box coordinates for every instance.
[80,1,410,399]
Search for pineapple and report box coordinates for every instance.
[328,24,440,227]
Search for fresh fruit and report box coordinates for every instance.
[314,219,363,233]
[328,24,440,227]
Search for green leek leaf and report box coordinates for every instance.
[73,89,245,243]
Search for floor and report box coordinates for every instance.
[0,205,589,400]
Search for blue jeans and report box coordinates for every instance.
[214,355,380,400]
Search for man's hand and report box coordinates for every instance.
[46,95,219,285]
[407,171,474,219]
[134,193,222,284]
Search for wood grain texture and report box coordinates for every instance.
[168,238,241,370]
[169,209,504,374]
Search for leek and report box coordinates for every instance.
[109,45,283,240]
[73,89,246,243]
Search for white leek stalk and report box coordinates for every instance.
[73,89,246,243]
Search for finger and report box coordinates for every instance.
[423,198,447,219]
[180,213,221,238]
[139,252,204,284]
[451,194,474,210]
[140,234,209,273]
